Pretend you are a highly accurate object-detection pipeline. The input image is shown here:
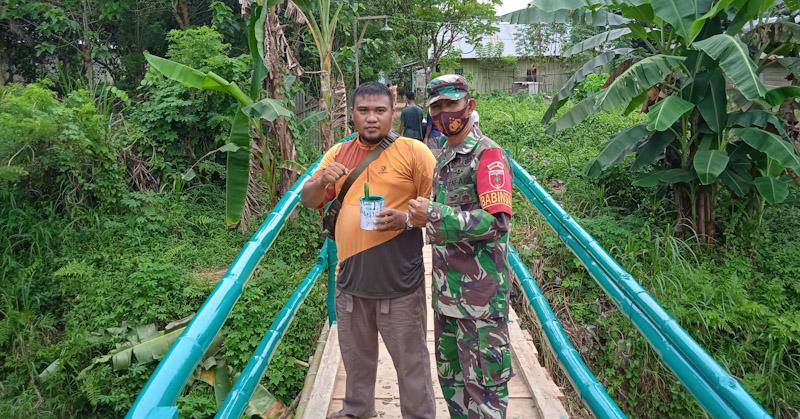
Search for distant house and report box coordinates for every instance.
[433,23,577,95]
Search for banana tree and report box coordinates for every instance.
[502,0,800,242]
[144,1,292,228]
[288,0,344,150]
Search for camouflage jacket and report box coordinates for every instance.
[426,133,513,320]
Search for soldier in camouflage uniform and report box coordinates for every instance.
[408,75,514,419]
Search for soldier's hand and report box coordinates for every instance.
[374,208,407,231]
[320,162,348,186]
[408,196,430,228]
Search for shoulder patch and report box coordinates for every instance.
[476,148,512,215]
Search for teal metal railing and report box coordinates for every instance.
[127,143,770,419]
[216,241,330,418]
[510,158,770,418]
[126,157,336,419]
[507,243,625,419]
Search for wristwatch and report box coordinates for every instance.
[405,212,414,230]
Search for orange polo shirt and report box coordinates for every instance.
[310,135,436,298]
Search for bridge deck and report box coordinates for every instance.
[299,244,568,418]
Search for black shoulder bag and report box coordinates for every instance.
[322,132,398,239]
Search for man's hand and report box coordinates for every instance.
[319,162,349,186]
[374,208,408,231]
[408,196,430,228]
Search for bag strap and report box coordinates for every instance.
[417,107,424,139]
[336,132,398,203]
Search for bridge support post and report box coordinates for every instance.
[326,238,337,324]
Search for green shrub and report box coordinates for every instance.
[573,72,608,101]
[479,95,800,417]
[131,26,251,183]
[0,82,127,209]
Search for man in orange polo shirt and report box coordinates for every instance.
[301,82,437,419]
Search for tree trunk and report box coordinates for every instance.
[81,0,94,88]
[172,0,190,29]
[263,8,298,194]
[674,184,715,244]
[320,66,333,150]
[696,187,715,244]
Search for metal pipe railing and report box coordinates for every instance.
[326,237,338,324]
[507,243,625,419]
[126,158,323,419]
[216,242,330,418]
[511,158,770,418]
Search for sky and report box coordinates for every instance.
[496,0,530,16]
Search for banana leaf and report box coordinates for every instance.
[693,150,730,185]
[633,168,696,187]
[587,123,651,176]
[249,4,268,100]
[298,111,327,133]
[778,57,800,79]
[563,28,632,57]
[144,52,253,106]
[727,110,785,134]
[719,168,752,197]
[500,6,629,26]
[546,92,600,133]
[652,0,709,40]
[595,55,685,112]
[754,176,790,203]
[81,325,223,374]
[765,86,800,107]
[535,0,643,12]
[242,98,293,121]
[633,130,675,170]
[735,127,800,170]
[225,111,252,226]
[693,34,767,101]
[647,96,695,131]
[695,69,727,133]
[542,50,624,124]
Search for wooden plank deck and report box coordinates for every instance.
[300,244,568,418]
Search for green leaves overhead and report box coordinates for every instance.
[652,0,708,40]
[693,150,729,185]
[225,112,251,227]
[499,6,630,26]
[535,0,625,12]
[595,55,685,112]
[693,34,767,100]
[563,28,632,57]
[647,96,694,131]
[735,128,800,170]
[586,123,651,177]
[754,176,790,204]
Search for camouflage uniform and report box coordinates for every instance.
[425,75,514,419]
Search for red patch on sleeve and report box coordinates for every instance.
[476,147,513,215]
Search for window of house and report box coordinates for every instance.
[455,68,464,75]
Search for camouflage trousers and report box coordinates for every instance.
[433,312,513,419]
